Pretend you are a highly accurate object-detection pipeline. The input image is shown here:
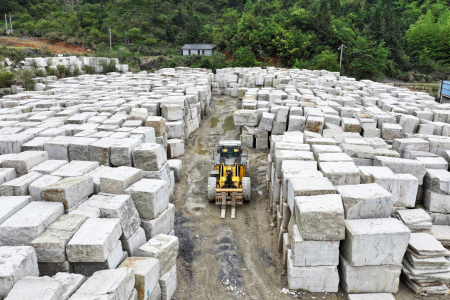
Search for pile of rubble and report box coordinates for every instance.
[224,67,450,296]
[0,66,212,299]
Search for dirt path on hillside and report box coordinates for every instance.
[0,37,89,54]
[172,95,440,300]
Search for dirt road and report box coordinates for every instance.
[0,37,89,54]
[172,95,437,300]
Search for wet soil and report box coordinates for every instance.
[0,37,89,54]
[172,95,442,300]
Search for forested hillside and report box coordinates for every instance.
[1,0,450,80]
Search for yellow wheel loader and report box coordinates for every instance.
[208,140,251,219]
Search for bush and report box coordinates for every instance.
[233,46,259,67]
[313,50,340,72]
[0,72,15,88]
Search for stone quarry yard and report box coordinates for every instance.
[171,95,441,300]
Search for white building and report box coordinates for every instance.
[181,44,216,56]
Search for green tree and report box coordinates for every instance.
[233,46,259,67]
[349,36,390,79]
[313,50,339,71]
[128,27,141,41]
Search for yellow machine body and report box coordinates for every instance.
[213,162,246,205]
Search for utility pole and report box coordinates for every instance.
[5,14,7,32]
[338,44,347,73]
[9,14,12,34]
[109,27,112,51]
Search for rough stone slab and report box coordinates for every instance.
[347,294,395,300]
[66,218,122,263]
[119,257,160,300]
[233,110,258,126]
[72,240,125,276]
[416,156,448,170]
[43,136,76,160]
[294,194,345,241]
[29,174,62,201]
[99,194,141,240]
[21,136,52,151]
[274,150,315,178]
[4,276,62,300]
[141,203,175,240]
[317,152,354,163]
[424,189,450,213]
[99,166,143,195]
[30,160,69,175]
[424,169,450,195]
[336,183,393,219]
[67,193,113,218]
[30,214,87,263]
[110,138,142,167]
[408,232,447,256]
[0,168,16,186]
[145,116,165,137]
[2,151,48,176]
[51,160,99,178]
[291,225,339,267]
[159,264,177,300]
[283,170,323,210]
[0,246,39,298]
[0,196,32,225]
[166,139,185,158]
[341,218,410,266]
[287,250,339,292]
[122,227,146,257]
[148,283,161,300]
[373,156,426,184]
[339,255,402,293]
[85,165,115,194]
[53,272,86,300]
[125,179,169,220]
[38,261,72,277]
[1,171,43,196]
[69,268,135,300]
[131,143,167,171]
[135,234,179,276]
[42,176,93,210]
[0,201,64,246]
[319,162,361,186]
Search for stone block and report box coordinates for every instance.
[399,115,419,134]
[44,136,75,160]
[381,123,403,140]
[30,160,69,175]
[423,189,450,213]
[424,169,450,195]
[0,246,39,298]
[29,175,62,201]
[319,162,361,186]
[89,138,119,166]
[51,161,99,178]
[258,112,274,131]
[69,268,135,300]
[317,152,353,163]
[131,127,156,144]
[339,255,402,293]
[294,194,345,241]
[127,108,148,124]
[38,261,72,277]
[0,201,64,246]
[99,194,141,240]
[42,176,93,210]
[72,240,125,276]
[119,257,160,300]
[392,138,429,157]
[110,138,142,167]
[288,177,336,211]
[99,166,143,195]
[166,139,185,159]
[53,272,86,300]
[122,227,146,257]
[4,276,62,300]
[165,121,184,139]
[233,110,258,126]
[0,196,31,225]
[311,145,342,160]
[274,150,314,178]
[66,218,122,263]
[341,117,362,133]
[416,156,448,170]
[141,203,175,240]
[287,250,339,292]
[291,225,339,267]
[159,265,177,300]
[2,151,48,176]
[341,218,410,266]
[125,179,169,220]
[347,294,395,300]
[1,171,43,196]
[145,116,165,137]
[31,214,87,263]
[336,183,393,219]
[167,159,182,181]
[21,137,52,151]
[135,234,179,275]
[162,104,183,121]
[373,156,426,184]
[68,137,98,161]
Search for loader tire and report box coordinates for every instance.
[208,177,217,202]
[242,177,251,202]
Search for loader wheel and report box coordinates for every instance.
[208,177,217,202]
[242,177,251,202]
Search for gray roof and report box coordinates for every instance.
[181,44,215,50]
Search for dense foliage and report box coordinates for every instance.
[1,0,450,80]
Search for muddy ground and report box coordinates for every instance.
[172,95,446,300]
[0,37,89,54]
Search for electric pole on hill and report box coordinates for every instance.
[9,14,12,34]
[109,27,112,51]
[4,14,7,32]
[338,44,347,73]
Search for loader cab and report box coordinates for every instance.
[218,146,242,158]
